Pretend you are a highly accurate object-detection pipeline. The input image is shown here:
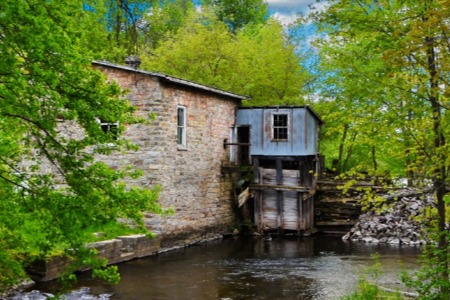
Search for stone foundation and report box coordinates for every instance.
[27,234,161,282]
[27,229,229,282]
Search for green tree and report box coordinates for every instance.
[0,0,162,291]
[141,10,311,105]
[141,0,195,51]
[312,0,450,297]
[102,0,152,60]
[203,0,268,32]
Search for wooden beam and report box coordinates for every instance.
[250,184,312,192]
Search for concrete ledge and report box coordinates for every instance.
[27,235,161,282]
[26,227,229,282]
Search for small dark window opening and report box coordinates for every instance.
[100,120,119,140]
[237,126,250,165]
[273,114,288,141]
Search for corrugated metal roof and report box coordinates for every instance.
[92,61,249,101]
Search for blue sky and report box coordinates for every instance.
[266,0,318,25]
[267,0,316,14]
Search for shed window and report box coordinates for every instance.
[177,106,186,147]
[273,114,288,141]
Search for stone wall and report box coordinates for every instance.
[27,235,161,282]
[93,63,240,245]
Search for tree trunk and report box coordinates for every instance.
[336,123,348,174]
[426,31,449,297]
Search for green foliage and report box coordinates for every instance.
[310,0,450,296]
[306,0,450,180]
[142,0,195,50]
[203,0,268,32]
[141,9,311,105]
[402,235,450,300]
[0,0,164,292]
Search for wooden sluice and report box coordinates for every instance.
[250,163,317,235]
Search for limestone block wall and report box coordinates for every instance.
[94,64,240,245]
[27,235,161,282]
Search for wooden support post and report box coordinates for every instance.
[306,196,310,229]
[277,191,284,233]
[299,192,304,231]
[253,158,260,184]
[254,191,260,231]
[297,192,301,234]
[276,158,283,185]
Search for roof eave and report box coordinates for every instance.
[92,61,249,101]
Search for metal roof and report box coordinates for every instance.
[92,61,249,101]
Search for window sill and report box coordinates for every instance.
[177,146,188,151]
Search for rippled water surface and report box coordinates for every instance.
[25,235,421,299]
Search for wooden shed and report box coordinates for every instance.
[232,106,323,235]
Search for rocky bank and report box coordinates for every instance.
[342,189,435,245]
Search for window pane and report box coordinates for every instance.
[177,127,183,144]
[177,108,184,126]
[273,114,288,141]
[177,107,186,146]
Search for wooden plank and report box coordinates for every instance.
[282,191,298,231]
[261,190,277,229]
[282,169,300,187]
[261,168,277,185]
[250,184,310,192]
[259,168,302,187]
[238,187,251,208]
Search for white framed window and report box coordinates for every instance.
[177,106,186,147]
[272,114,288,141]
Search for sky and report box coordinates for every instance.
[266,0,318,25]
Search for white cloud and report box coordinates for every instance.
[265,0,315,14]
[265,0,319,26]
[309,1,329,14]
[271,11,299,26]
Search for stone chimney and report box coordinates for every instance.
[125,55,141,69]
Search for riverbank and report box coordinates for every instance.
[342,189,434,245]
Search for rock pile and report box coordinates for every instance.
[342,191,434,245]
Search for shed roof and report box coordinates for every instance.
[93,61,248,101]
[237,105,323,124]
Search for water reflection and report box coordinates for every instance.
[27,235,421,300]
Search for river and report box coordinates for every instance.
[19,235,421,300]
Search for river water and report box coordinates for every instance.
[21,235,421,300]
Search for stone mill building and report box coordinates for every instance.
[93,61,246,247]
[93,61,323,246]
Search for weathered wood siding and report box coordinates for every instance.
[235,107,322,157]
